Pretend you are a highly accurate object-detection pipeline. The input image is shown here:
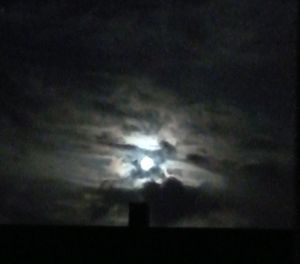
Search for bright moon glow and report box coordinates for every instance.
[140,156,155,171]
[124,134,160,150]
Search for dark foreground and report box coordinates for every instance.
[0,227,297,263]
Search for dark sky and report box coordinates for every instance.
[0,0,297,227]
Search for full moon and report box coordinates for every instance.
[140,156,155,171]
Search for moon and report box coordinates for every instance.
[140,156,155,171]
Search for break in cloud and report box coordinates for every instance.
[0,0,296,227]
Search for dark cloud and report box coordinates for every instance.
[159,140,176,158]
[141,178,223,226]
[237,136,283,152]
[0,173,94,224]
[186,154,211,167]
[0,0,296,227]
[224,161,295,227]
[236,162,294,194]
[185,153,237,175]
[89,177,224,226]
[93,100,127,118]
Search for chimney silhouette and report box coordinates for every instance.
[129,202,149,228]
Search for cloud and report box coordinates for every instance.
[0,72,294,226]
[89,177,225,226]
[0,0,296,227]
[223,161,296,228]
[237,136,283,152]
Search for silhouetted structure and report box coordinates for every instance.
[128,202,149,228]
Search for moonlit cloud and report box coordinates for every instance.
[0,0,296,227]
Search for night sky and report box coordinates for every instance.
[0,0,297,227]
